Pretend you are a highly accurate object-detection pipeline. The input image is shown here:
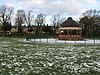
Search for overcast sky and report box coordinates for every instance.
[0,0,100,24]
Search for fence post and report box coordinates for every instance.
[75,39,76,44]
[34,38,35,42]
[84,35,86,44]
[92,26,95,44]
[55,38,56,43]
[40,35,41,42]
[93,33,95,44]
[47,35,48,43]
[65,40,66,44]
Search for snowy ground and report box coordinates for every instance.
[0,37,100,75]
[27,38,100,44]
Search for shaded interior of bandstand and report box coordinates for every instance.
[59,28,82,40]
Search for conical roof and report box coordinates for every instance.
[60,17,79,27]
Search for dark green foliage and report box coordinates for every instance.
[42,26,53,34]
[79,9,100,37]
[0,4,13,32]
[28,28,33,32]
[1,21,12,31]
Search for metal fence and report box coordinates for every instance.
[26,34,100,44]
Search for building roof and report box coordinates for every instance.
[60,17,79,27]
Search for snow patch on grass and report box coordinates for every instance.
[0,37,100,75]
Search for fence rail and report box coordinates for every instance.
[26,34,100,44]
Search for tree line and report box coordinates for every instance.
[0,5,65,34]
[0,4,100,37]
[80,9,100,37]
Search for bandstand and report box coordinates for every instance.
[59,17,82,40]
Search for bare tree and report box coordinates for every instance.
[51,14,66,34]
[0,4,13,31]
[24,11,34,32]
[15,10,26,33]
[79,9,100,37]
[35,13,46,26]
[25,11,33,26]
[35,13,46,34]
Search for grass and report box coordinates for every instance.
[0,37,100,75]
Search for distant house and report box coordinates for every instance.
[11,26,18,33]
[59,17,82,40]
[11,26,29,33]
[10,25,56,35]
[22,26,28,33]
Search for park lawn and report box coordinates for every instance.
[0,37,100,75]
